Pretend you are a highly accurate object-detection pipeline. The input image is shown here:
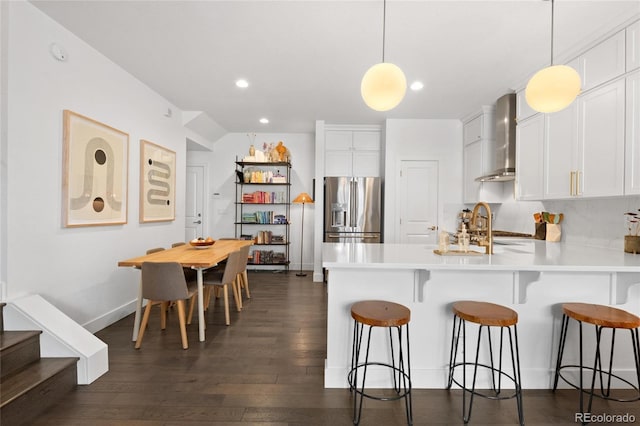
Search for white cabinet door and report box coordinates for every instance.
[352,151,380,177]
[325,131,352,150]
[627,20,640,72]
[352,131,380,150]
[463,116,482,145]
[463,140,483,203]
[626,70,640,194]
[544,103,577,199]
[325,150,352,177]
[579,30,625,91]
[577,78,625,197]
[516,88,537,123]
[515,114,544,200]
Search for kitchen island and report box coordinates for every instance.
[322,241,640,389]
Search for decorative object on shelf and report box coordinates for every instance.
[275,141,287,161]
[360,0,406,112]
[292,192,314,277]
[624,210,640,253]
[525,0,581,113]
[140,140,176,223]
[249,144,255,157]
[62,110,129,227]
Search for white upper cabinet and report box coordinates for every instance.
[627,20,640,72]
[324,129,381,177]
[574,30,625,92]
[463,140,483,203]
[544,103,578,199]
[516,88,537,123]
[515,113,544,200]
[462,107,504,203]
[576,78,625,197]
[463,107,495,146]
[625,70,640,194]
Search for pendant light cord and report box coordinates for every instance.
[550,0,555,66]
[382,0,386,63]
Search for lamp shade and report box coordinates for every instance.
[360,62,407,112]
[525,64,581,113]
[293,192,314,204]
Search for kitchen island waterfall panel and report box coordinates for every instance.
[322,242,640,389]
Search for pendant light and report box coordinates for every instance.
[525,0,581,113]
[361,0,407,111]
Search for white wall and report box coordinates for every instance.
[4,2,186,331]
[187,132,316,271]
[384,119,464,242]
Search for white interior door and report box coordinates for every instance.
[185,165,204,240]
[398,160,439,244]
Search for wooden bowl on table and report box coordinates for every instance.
[189,238,215,249]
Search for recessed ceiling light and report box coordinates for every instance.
[236,79,249,88]
[410,81,424,91]
[259,118,269,124]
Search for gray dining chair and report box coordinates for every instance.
[234,244,251,308]
[203,249,243,326]
[171,242,186,248]
[135,261,198,350]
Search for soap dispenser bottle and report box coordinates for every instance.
[458,224,470,253]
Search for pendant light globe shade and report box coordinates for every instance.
[525,64,581,113]
[361,62,407,111]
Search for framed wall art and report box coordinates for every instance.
[62,110,129,227]
[140,140,176,223]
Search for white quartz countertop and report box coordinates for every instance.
[322,240,640,272]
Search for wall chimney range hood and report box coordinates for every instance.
[475,93,516,182]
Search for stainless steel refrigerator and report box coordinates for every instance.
[324,177,382,243]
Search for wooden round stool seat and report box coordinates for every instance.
[562,303,640,329]
[351,300,411,328]
[452,301,518,327]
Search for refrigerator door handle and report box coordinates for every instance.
[349,179,355,228]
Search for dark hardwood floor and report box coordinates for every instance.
[30,271,639,425]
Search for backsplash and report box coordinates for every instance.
[493,196,640,250]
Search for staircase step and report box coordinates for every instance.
[0,357,79,426]
[0,330,42,380]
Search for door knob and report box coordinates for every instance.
[193,220,202,224]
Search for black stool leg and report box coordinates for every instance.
[447,314,462,389]
[578,320,585,421]
[401,324,413,425]
[508,324,525,426]
[462,322,483,424]
[632,328,640,398]
[353,324,373,425]
[553,314,570,391]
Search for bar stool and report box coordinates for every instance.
[348,300,412,425]
[447,301,524,425]
[553,303,640,419]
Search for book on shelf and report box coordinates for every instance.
[251,249,286,264]
[255,230,286,244]
[242,191,286,203]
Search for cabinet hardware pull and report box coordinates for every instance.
[570,171,575,196]
[576,171,582,196]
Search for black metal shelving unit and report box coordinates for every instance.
[235,160,291,270]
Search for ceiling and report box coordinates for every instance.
[31,1,640,137]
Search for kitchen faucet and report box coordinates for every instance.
[471,202,493,255]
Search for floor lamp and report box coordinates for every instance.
[292,192,314,277]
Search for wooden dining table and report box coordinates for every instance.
[118,239,253,342]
